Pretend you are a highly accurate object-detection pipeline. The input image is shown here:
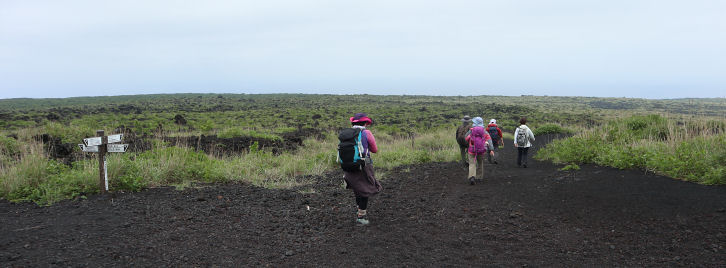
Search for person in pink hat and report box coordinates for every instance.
[337,113,382,225]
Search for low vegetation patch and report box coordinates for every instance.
[536,115,726,185]
[532,123,574,136]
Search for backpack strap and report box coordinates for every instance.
[356,129,364,159]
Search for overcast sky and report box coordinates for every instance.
[1,0,724,99]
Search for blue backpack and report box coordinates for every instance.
[488,125,500,143]
[337,128,365,171]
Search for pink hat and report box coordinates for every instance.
[350,113,372,124]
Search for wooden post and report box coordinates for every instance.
[80,131,125,193]
[97,130,108,193]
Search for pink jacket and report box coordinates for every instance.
[352,126,377,155]
[363,130,378,154]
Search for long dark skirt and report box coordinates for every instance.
[343,164,382,198]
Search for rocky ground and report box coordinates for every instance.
[2,136,725,267]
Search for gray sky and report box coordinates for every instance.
[1,0,724,99]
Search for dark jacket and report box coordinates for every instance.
[456,123,471,148]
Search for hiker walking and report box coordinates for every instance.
[486,119,504,164]
[465,117,494,185]
[455,115,472,168]
[337,113,382,225]
[513,117,536,168]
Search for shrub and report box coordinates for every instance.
[1,155,98,205]
[135,147,227,185]
[533,123,574,136]
[0,136,20,157]
[535,132,602,164]
[107,154,145,191]
[44,121,95,144]
[560,163,580,171]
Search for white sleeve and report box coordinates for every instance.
[528,128,535,141]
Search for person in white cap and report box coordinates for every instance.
[486,119,504,164]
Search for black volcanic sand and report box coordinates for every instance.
[2,135,725,267]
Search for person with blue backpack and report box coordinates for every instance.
[465,117,495,185]
[513,117,536,168]
[337,113,382,225]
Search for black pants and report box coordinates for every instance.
[356,196,368,210]
[517,147,529,166]
[488,142,500,163]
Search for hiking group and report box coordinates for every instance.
[336,112,534,225]
[457,115,535,184]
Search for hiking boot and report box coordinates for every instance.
[523,164,527,168]
[356,217,369,225]
[469,176,475,185]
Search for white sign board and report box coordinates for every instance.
[107,144,129,153]
[78,144,99,153]
[107,134,123,144]
[83,137,103,146]
[83,134,122,146]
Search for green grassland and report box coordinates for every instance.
[1,94,724,204]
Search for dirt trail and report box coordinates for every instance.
[1,136,725,267]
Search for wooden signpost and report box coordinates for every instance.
[79,130,128,193]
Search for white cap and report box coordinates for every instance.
[489,119,496,124]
